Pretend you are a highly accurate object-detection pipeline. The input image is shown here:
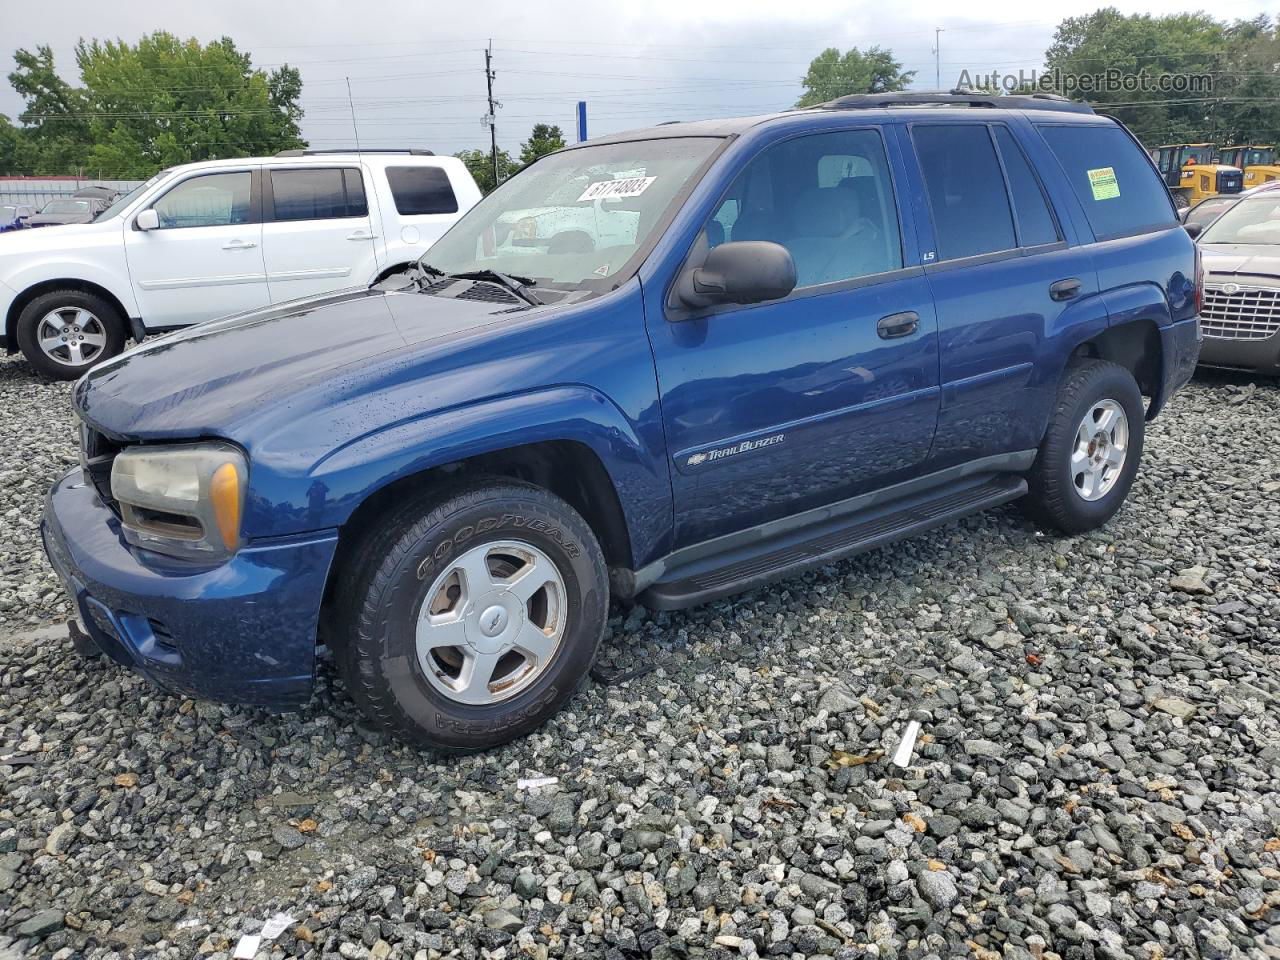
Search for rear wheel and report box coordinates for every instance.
[1022,360,1145,534]
[331,481,608,751]
[16,289,126,380]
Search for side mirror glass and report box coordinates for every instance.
[676,240,796,309]
[135,209,159,231]
[1183,221,1203,239]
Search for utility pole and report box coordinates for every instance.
[934,28,944,90]
[485,41,500,188]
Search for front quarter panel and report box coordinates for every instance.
[0,221,138,317]
[238,283,673,566]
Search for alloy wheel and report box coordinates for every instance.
[36,308,108,368]
[415,540,566,705]
[1071,398,1129,501]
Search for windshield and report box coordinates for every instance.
[422,137,721,292]
[1246,148,1275,166]
[1200,195,1280,245]
[1185,197,1236,228]
[92,169,172,222]
[1184,147,1214,165]
[41,199,90,215]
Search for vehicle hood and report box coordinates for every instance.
[74,285,544,439]
[1201,244,1280,281]
[0,218,114,252]
[28,213,92,226]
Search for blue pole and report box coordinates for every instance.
[577,101,588,142]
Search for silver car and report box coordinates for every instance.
[1196,192,1280,374]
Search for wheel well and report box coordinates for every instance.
[1070,320,1162,400]
[328,439,633,595]
[4,279,132,353]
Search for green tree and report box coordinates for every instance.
[1045,8,1246,146]
[5,33,305,177]
[7,45,90,173]
[1215,16,1280,146]
[455,147,517,194]
[795,47,914,108]
[519,123,565,166]
[0,115,22,173]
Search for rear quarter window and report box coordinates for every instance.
[386,165,459,215]
[1038,124,1176,239]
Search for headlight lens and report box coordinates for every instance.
[110,443,247,561]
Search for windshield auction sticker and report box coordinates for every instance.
[1087,167,1120,201]
[578,176,656,202]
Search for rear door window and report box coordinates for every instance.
[911,124,1016,261]
[270,167,367,221]
[386,166,459,215]
[993,126,1061,247]
[1038,125,1177,239]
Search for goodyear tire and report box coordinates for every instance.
[331,481,608,751]
[1022,360,1145,534]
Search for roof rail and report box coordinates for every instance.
[273,148,436,157]
[817,90,1094,115]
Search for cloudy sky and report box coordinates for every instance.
[2,0,1275,158]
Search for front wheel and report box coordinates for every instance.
[1022,360,1145,534]
[331,481,609,751]
[16,289,126,380]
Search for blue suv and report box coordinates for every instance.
[43,93,1201,750]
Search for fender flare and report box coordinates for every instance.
[1054,281,1176,417]
[254,384,672,567]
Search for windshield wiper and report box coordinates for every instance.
[446,269,544,306]
[408,261,446,285]
[408,262,544,306]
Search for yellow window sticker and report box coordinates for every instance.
[1088,167,1120,201]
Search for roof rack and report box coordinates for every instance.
[818,90,1094,115]
[273,148,436,157]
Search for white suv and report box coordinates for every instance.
[0,150,481,379]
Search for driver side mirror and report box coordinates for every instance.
[675,240,796,309]
[1184,221,1203,239]
[135,208,159,231]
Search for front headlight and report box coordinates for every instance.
[110,443,247,561]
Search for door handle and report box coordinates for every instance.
[221,239,257,250]
[877,311,919,339]
[347,230,374,241]
[1049,278,1082,301]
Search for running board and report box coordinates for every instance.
[639,473,1028,610]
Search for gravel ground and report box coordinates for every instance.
[1,351,1278,960]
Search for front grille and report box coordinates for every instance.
[1201,284,1280,340]
[80,423,125,513]
[1217,171,1243,194]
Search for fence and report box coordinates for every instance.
[0,177,144,210]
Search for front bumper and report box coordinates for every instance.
[1197,329,1280,375]
[42,468,338,708]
